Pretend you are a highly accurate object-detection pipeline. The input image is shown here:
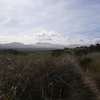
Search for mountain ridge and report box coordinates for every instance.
[0,42,66,50]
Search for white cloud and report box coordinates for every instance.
[0,0,100,44]
[0,35,37,44]
[0,30,88,45]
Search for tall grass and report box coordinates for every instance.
[0,51,99,100]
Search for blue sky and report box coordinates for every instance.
[0,0,100,44]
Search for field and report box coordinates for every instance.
[0,44,100,100]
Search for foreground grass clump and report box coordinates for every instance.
[78,52,100,90]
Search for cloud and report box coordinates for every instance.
[0,0,100,44]
[0,30,88,45]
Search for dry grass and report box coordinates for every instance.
[0,51,99,100]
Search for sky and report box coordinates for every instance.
[0,0,100,44]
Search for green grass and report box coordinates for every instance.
[0,50,99,100]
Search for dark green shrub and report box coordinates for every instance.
[51,50,64,57]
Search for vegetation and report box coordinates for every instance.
[0,44,100,100]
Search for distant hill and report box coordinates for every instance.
[0,42,96,51]
[0,42,66,51]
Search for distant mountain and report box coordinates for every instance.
[0,42,66,51]
[0,40,93,51]
[35,42,66,49]
[0,42,26,49]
